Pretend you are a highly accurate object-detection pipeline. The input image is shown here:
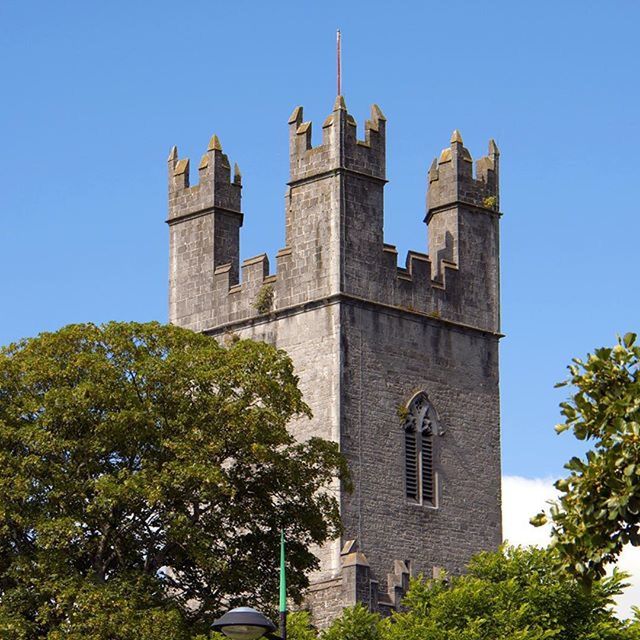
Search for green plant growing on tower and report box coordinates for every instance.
[397,404,409,422]
[254,284,275,314]
[483,195,497,210]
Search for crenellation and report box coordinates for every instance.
[428,132,499,212]
[168,106,501,334]
[168,135,241,221]
[241,253,270,284]
[288,98,386,184]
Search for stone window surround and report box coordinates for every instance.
[403,391,444,508]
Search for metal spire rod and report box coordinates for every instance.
[336,29,342,96]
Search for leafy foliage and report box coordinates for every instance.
[253,284,275,315]
[289,547,639,640]
[288,605,380,640]
[323,605,381,640]
[532,333,640,585]
[0,321,348,638]
[382,546,636,640]
[287,611,319,640]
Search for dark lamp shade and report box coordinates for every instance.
[212,607,277,640]
[220,624,268,640]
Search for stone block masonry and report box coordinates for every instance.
[167,95,503,627]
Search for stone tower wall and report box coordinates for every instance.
[166,97,503,626]
[339,301,501,584]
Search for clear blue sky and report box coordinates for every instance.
[2,1,638,479]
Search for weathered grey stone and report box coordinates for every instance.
[166,98,503,628]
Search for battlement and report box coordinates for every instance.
[289,96,386,183]
[427,131,499,213]
[168,102,501,335]
[168,135,242,221]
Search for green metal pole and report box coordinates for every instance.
[279,529,287,640]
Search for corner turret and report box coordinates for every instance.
[168,134,242,219]
[427,132,499,212]
[167,135,244,328]
[426,132,501,332]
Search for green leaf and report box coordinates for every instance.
[0,321,348,636]
[530,512,548,527]
[544,334,640,587]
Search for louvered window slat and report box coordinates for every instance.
[403,392,440,506]
[421,431,434,504]
[405,429,418,500]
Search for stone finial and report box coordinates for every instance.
[234,162,242,184]
[366,104,387,135]
[450,129,463,144]
[174,158,189,176]
[168,145,178,162]
[208,134,222,152]
[428,157,439,181]
[489,138,500,156]
[439,148,452,164]
[371,104,386,122]
[288,106,303,125]
[333,94,347,111]
[342,551,370,567]
[341,539,358,555]
[322,114,335,128]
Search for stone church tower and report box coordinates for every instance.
[166,96,502,626]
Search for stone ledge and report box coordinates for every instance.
[203,292,504,339]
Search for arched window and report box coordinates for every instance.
[402,392,442,506]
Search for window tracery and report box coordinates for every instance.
[402,392,442,506]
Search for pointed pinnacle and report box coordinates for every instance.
[429,157,438,173]
[450,130,463,144]
[489,138,500,156]
[288,106,303,125]
[371,104,387,122]
[234,162,242,183]
[208,134,222,152]
[173,158,189,176]
[167,145,178,162]
[333,95,347,111]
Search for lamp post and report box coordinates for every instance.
[212,606,278,640]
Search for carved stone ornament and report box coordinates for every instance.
[403,392,445,436]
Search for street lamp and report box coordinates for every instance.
[212,606,278,640]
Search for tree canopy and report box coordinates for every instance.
[532,333,640,586]
[289,547,639,640]
[0,321,348,639]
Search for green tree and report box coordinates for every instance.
[381,546,637,640]
[287,611,319,640]
[322,605,381,640]
[0,322,348,639]
[532,333,640,586]
[288,548,638,640]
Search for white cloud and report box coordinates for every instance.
[502,475,639,620]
